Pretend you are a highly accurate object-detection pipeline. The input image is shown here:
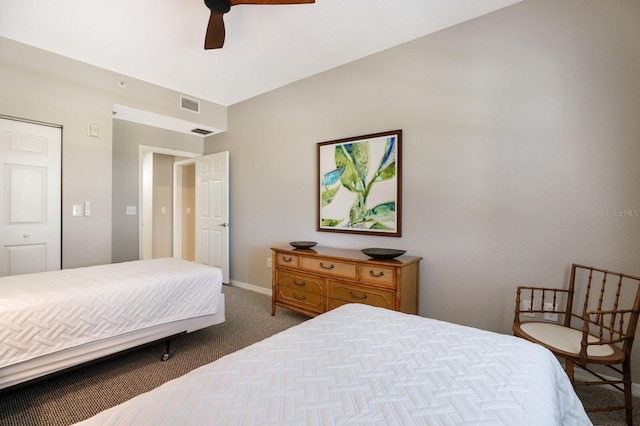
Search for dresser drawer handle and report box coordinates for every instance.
[293,293,306,301]
[319,262,335,270]
[282,256,293,263]
[369,270,384,278]
[350,291,367,300]
[293,279,306,286]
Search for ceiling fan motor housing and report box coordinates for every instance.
[204,0,231,13]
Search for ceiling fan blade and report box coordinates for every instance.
[231,0,314,5]
[203,0,313,50]
[205,12,226,49]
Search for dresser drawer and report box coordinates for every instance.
[300,256,357,279]
[359,264,395,287]
[275,285,324,314]
[277,270,324,296]
[328,281,394,310]
[274,252,299,268]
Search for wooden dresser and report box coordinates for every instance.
[271,246,422,317]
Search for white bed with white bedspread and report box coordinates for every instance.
[0,258,225,389]
[75,303,591,425]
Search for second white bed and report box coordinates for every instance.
[75,303,590,425]
[0,258,225,389]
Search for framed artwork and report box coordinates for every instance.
[317,130,402,237]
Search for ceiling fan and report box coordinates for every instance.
[203,0,315,50]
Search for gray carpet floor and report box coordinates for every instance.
[0,284,637,425]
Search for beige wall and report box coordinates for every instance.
[182,164,196,261]
[0,36,226,268]
[204,0,640,375]
[152,154,174,258]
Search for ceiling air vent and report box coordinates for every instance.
[180,95,200,113]
[191,128,213,136]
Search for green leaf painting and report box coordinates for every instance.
[319,131,400,234]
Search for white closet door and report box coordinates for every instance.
[0,117,61,276]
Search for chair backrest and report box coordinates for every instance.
[566,264,640,355]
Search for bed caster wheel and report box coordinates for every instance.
[161,339,172,361]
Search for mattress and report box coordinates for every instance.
[0,258,224,369]
[75,303,591,425]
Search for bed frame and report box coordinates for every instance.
[0,300,224,390]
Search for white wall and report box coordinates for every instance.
[204,0,640,376]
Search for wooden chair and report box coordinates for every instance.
[513,264,640,425]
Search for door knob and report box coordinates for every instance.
[23,233,30,238]
[219,223,228,227]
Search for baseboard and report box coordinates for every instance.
[571,365,640,397]
[228,280,272,296]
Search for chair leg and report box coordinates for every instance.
[623,358,633,426]
[565,359,575,384]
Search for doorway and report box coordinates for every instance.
[138,147,230,283]
[139,145,199,260]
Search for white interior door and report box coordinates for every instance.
[195,151,229,283]
[0,117,61,276]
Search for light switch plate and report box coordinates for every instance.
[72,204,83,217]
[87,123,100,137]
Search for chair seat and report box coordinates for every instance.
[518,322,616,359]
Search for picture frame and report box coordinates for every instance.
[317,130,402,237]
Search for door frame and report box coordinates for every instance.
[138,145,199,260]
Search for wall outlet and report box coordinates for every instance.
[544,303,559,321]
[267,258,272,268]
[521,300,536,318]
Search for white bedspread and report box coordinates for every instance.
[0,258,223,368]
[75,303,591,426]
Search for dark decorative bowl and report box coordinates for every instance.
[361,248,406,259]
[289,241,318,249]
